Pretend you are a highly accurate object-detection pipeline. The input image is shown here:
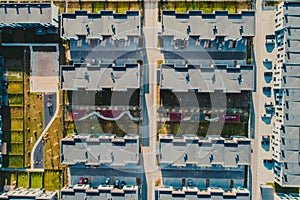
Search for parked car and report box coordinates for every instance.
[187,179,193,187]
[105,177,111,185]
[114,179,120,188]
[78,177,84,185]
[83,178,88,184]
[120,181,126,188]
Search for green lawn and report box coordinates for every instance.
[30,172,43,188]
[17,172,29,188]
[8,95,23,106]
[11,119,23,131]
[267,182,300,193]
[7,70,23,81]
[158,122,248,138]
[65,121,75,137]
[92,2,105,12]
[175,2,187,13]
[10,107,23,118]
[8,82,23,94]
[117,2,129,13]
[44,170,62,191]
[160,1,252,14]
[11,131,24,143]
[9,143,24,155]
[8,155,24,168]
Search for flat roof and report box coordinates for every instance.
[161,10,255,40]
[283,2,300,22]
[61,184,139,200]
[274,2,300,188]
[61,134,139,166]
[155,187,250,200]
[61,10,140,40]
[0,3,58,28]
[158,134,251,167]
[159,60,254,93]
[61,60,140,91]
[0,188,57,200]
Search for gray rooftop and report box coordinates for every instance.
[155,187,250,200]
[283,101,300,126]
[260,185,274,200]
[61,134,139,167]
[61,184,139,200]
[0,3,58,28]
[61,10,140,40]
[273,2,300,188]
[283,3,300,26]
[161,10,255,40]
[281,127,300,162]
[0,188,57,200]
[61,61,140,91]
[162,36,247,54]
[159,60,254,93]
[158,134,251,167]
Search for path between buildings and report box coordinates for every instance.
[142,0,164,199]
[31,89,59,169]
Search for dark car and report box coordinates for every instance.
[120,181,126,188]
[83,178,88,184]
[187,179,193,187]
[105,177,111,185]
[114,179,120,188]
[78,177,84,185]
[47,98,53,116]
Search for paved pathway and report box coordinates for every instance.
[251,1,276,199]
[31,90,59,169]
[142,0,164,199]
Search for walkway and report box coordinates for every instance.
[142,0,164,199]
[251,0,276,199]
[31,90,59,169]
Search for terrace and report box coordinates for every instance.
[155,186,250,200]
[61,60,140,92]
[158,134,251,168]
[159,61,254,93]
[61,184,139,200]
[61,134,139,167]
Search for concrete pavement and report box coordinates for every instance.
[251,0,276,199]
[142,0,164,199]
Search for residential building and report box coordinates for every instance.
[61,184,139,200]
[61,134,140,167]
[61,60,140,92]
[155,187,250,200]
[0,3,58,41]
[157,134,250,191]
[0,188,58,200]
[60,10,141,92]
[272,2,300,187]
[158,134,251,168]
[159,10,255,93]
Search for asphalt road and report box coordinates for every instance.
[44,93,57,128]
[32,93,57,169]
[32,141,44,169]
